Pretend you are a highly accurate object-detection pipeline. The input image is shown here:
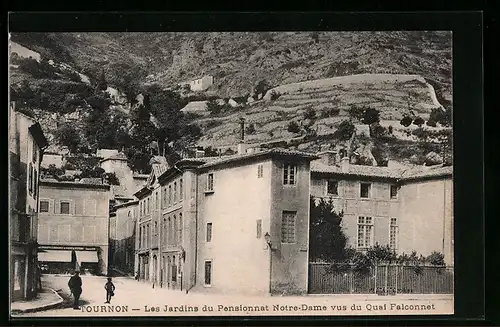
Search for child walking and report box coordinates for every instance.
[104,277,115,304]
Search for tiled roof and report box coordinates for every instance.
[152,163,168,178]
[311,161,404,179]
[400,165,453,180]
[100,152,128,162]
[79,177,104,185]
[40,178,110,189]
[196,148,318,169]
[311,160,453,180]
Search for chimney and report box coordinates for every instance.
[239,117,246,142]
[341,156,350,173]
[317,150,337,166]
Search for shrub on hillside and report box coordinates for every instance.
[246,123,256,135]
[362,108,381,125]
[370,123,388,139]
[303,107,316,120]
[269,90,281,101]
[320,108,340,118]
[334,120,355,141]
[287,121,301,134]
[400,116,413,127]
[413,116,425,127]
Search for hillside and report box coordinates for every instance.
[9,31,453,169]
[10,32,452,105]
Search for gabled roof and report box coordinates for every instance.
[100,152,128,163]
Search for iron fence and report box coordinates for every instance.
[308,262,454,295]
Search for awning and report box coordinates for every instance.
[38,250,72,263]
[76,251,99,263]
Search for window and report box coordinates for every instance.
[281,211,296,243]
[33,170,38,197]
[206,173,214,192]
[283,164,297,185]
[168,217,172,245]
[140,202,143,216]
[28,163,33,194]
[147,198,150,214]
[40,200,49,213]
[257,164,264,178]
[173,216,177,245]
[360,183,371,198]
[256,219,262,239]
[389,218,398,250]
[206,223,212,242]
[173,182,177,203]
[32,140,37,163]
[357,216,373,248]
[327,180,339,196]
[204,260,212,286]
[179,213,183,244]
[179,179,183,201]
[172,256,177,282]
[168,185,172,204]
[139,227,142,247]
[60,201,70,214]
[154,221,158,236]
[155,192,158,209]
[390,185,398,199]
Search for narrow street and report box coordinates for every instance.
[16,274,454,317]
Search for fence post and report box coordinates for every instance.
[384,264,388,295]
[374,265,377,294]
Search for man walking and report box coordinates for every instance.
[68,270,83,309]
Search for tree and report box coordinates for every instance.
[348,105,365,121]
[96,68,108,91]
[304,107,317,120]
[254,80,271,96]
[107,61,147,103]
[362,108,380,125]
[334,120,355,140]
[142,84,192,156]
[206,99,222,115]
[287,121,301,133]
[413,116,425,127]
[428,107,452,127]
[400,116,413,127]
[309,196,349,262]
[246,123,256,135]
[54,123,81,153]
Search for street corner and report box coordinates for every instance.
[11,288,64,315]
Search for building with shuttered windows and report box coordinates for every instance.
[37,179,110,275]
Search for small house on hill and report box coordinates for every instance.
[181,101,210,115]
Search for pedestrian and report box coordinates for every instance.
[104,277,115,304]
[68,270,83,309]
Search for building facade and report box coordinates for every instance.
[9,103,48,301]
[188,75,214,92]
[110,200,138,276]
[310,150,454,265]
[134,148,317,295]
[37,179,111,275]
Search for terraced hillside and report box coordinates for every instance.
[194,73,444,150]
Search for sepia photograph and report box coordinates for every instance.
[9,30,454,318]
